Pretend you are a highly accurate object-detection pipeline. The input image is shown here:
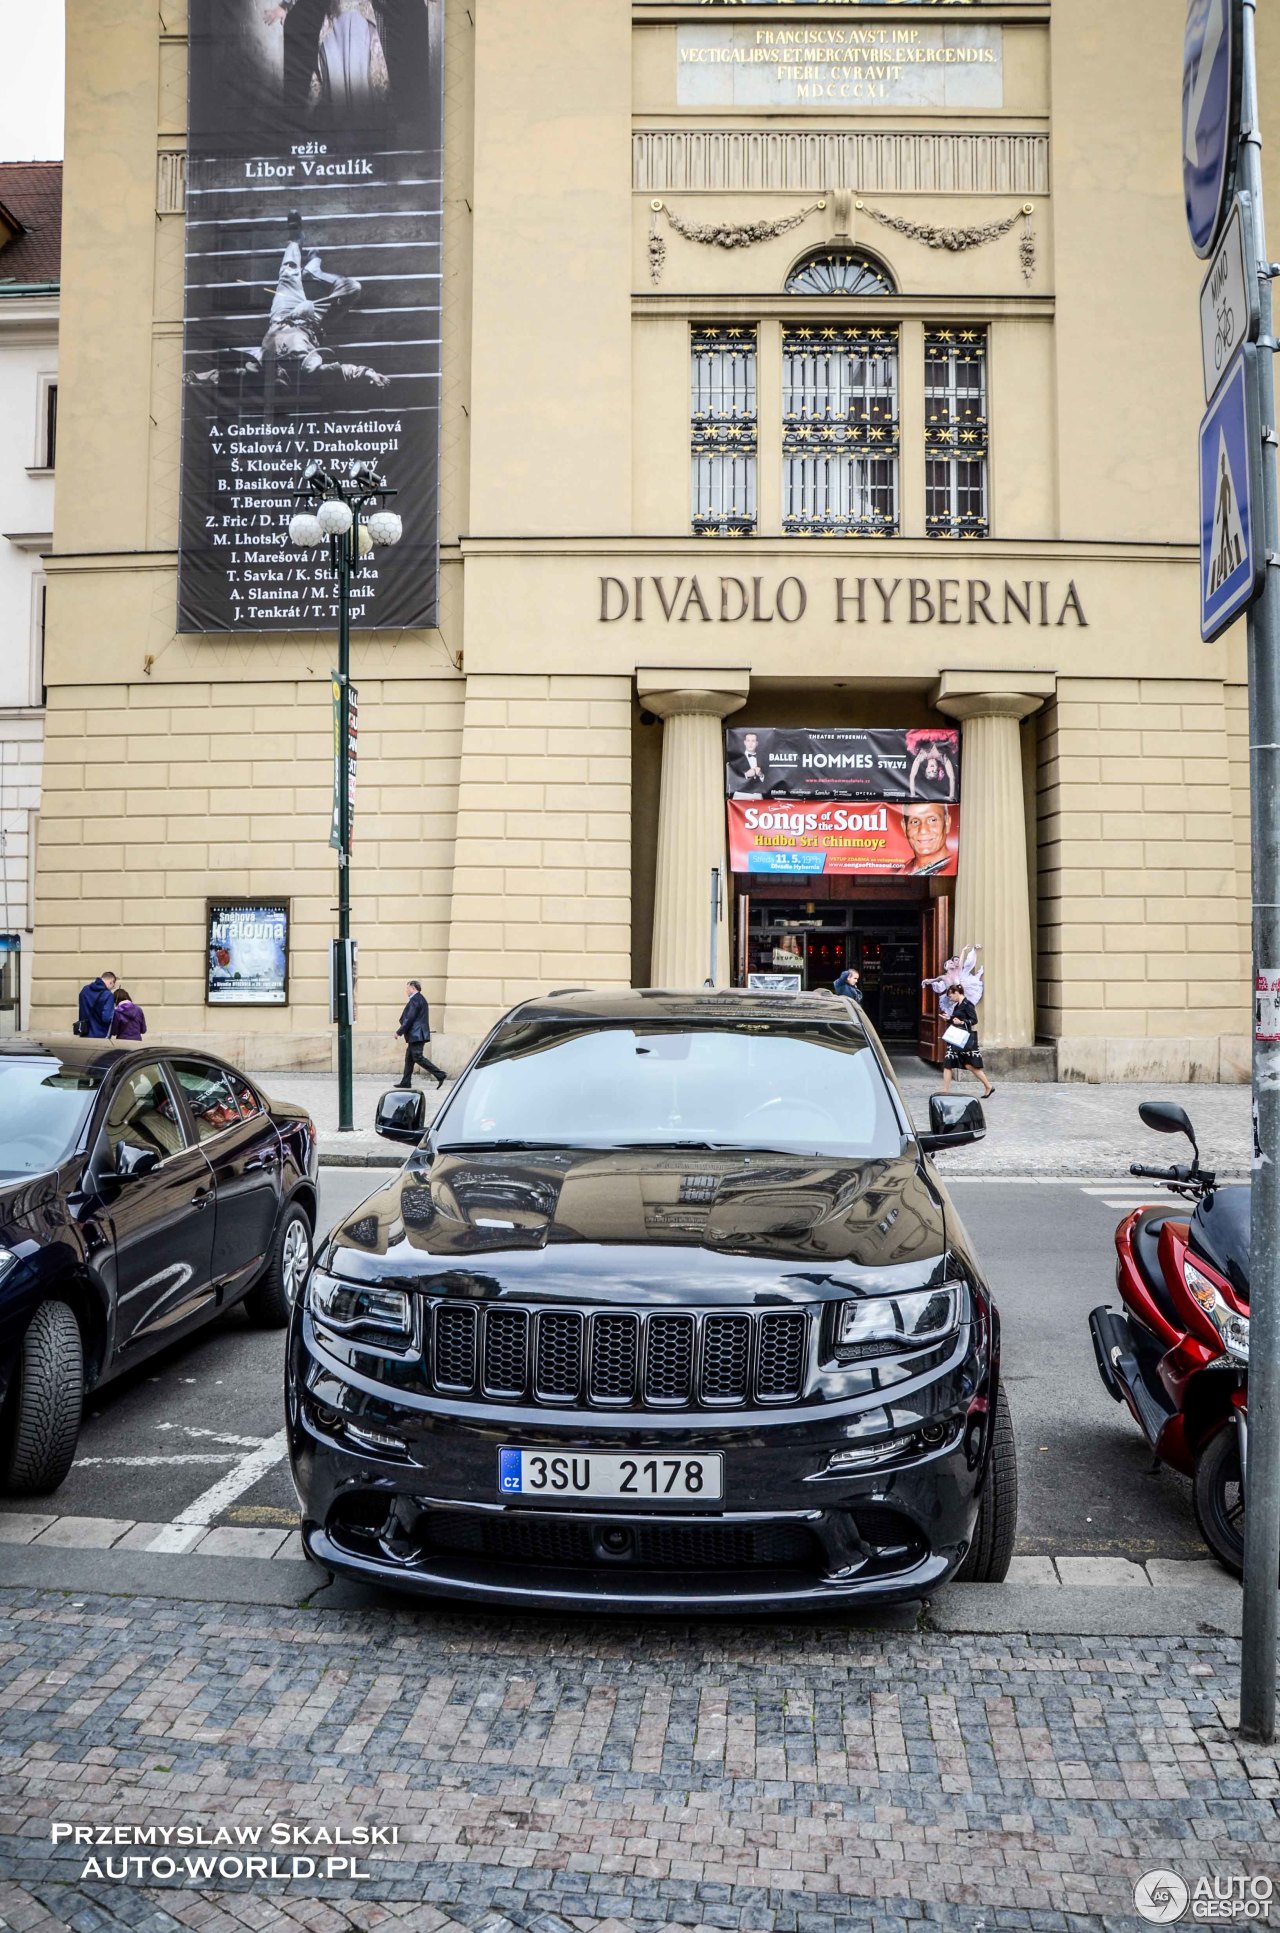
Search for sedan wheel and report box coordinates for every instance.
[244,1205,312,1328]
[2,1300,84,1495]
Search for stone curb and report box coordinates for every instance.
[0,1509,1238,1589]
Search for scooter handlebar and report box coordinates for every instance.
[1128,1162,1185,1182]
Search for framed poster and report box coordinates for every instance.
[207,900,290,1006]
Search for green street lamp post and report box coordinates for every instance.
[287,465,402,1133]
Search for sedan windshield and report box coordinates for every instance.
[0,1061,102,1176]
[439,1019,904,1160]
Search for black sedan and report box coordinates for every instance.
[0,1042,318,1494]
[288,990,1015,1612]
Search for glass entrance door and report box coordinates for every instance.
[743,901,924,1043]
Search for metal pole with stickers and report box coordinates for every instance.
[1186,0,1280,1742]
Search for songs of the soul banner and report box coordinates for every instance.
[178,0,444,633]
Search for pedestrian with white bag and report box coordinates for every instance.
[940,984,994,1099]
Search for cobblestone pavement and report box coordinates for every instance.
[251,1069,1253,1179]
[2,1591,1276,1932]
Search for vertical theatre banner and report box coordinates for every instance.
[179,0,444,632]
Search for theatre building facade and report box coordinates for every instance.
[34,0,1268,1079]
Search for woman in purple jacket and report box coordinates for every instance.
[111,990,147,1041]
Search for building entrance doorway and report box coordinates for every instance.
[735,886,953,1060]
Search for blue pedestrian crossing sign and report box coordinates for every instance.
[1183,0,1242,258]
[1199,343,1265,641]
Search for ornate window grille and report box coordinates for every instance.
[691,325,758,537]
[782,325,900,537]
[925,326,989,539]
[785,249,895,297]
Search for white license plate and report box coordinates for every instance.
[498,1449,723,1501]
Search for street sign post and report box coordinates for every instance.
[1199,344,1265,641]
[1200,192,1259,399]
[1183,0,1243,257]
[1188,0,1280,1747]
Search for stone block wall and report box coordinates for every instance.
[441,673,633,1058]
[1037,676,1250,1082]
[29,673,463,1071]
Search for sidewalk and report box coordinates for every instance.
[1,1584,1276,1931]
[254,1063,1253,1177]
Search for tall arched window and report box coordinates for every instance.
[784,249,896,298]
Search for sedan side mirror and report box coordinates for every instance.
[918,1094,986,1154]
[376,1087,428,1144]
[116,1141,161,1181]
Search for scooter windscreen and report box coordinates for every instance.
[1189,1184,1251,1302]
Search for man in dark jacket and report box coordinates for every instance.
[397,980,446,1087]
[833,965,864,1005]
[78,972,117,1039]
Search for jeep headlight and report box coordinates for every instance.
[307,1268,412,1339]
[1184,1261,1249,1362]
[834,1282,966,1363]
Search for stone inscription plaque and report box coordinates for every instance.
[676,22,1004,110]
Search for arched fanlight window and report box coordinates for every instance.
[784,248,896,297]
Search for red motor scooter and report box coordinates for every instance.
[1089,1101,1250,1573]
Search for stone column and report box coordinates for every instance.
[637,669,749,989]
[934,674,1055,1051]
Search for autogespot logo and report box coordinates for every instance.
[1135,1871,1276,1923]
[1136,1872,1192,1924]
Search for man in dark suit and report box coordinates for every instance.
[397,979,446,1087]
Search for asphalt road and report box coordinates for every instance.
[0,1170,1203,1560]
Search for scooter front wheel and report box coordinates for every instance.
[1192,1424,1246,1576]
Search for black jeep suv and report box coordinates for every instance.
[288,990,1014,1610]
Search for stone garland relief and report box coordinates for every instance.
[860,201,1038,280]
[647,196,1036,284]
[648,197,825,283]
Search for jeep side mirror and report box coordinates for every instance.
[376,1087,428,1144]
[918,1094,986,1154]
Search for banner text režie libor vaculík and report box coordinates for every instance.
[178,0,444,633]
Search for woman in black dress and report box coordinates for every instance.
[940,982,994,1099]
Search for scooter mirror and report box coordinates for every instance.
[1138,1100,1199,1162]
[1138,1100,1195,1140]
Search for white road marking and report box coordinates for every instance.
[146,1427,289,1553]
[75,1454,243,1468]
[154,1424,270,1450]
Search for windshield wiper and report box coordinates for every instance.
[610,1140,742,1152]
[434,1139,584,1153]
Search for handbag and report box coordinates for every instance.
[942,1022,972,1050]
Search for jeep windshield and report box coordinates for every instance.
[436,1018,905,1161]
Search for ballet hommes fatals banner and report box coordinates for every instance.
[178,0,444,633]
